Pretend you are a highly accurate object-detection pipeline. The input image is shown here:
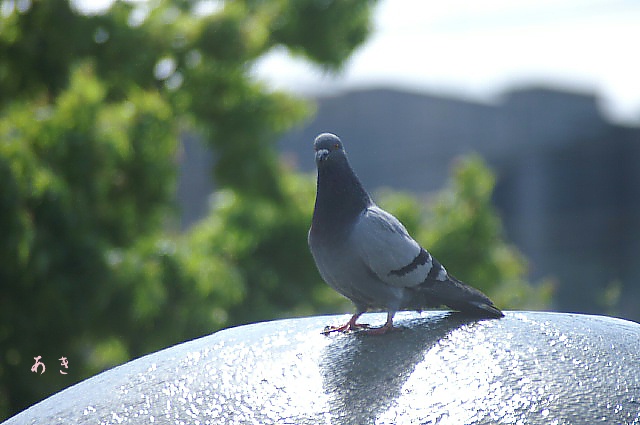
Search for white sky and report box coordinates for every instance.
[253,0,640,125]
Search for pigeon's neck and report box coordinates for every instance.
[312,158,372,237]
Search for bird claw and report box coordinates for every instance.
[322,321,395,336]
[322,312,396,335]
[360,323,394,335]
[322,322,370,335]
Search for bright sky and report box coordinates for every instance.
[253,0,640,125]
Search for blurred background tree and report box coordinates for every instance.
[0,0,376,418]
[0,0,549,420]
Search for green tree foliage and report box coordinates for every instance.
[0,0,377,419]
[0,66,181,418]
[187,171,349,326]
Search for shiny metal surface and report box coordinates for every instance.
[4,312,640,424]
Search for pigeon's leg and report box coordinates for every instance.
[362,311,395,335]
[322,311,369,335]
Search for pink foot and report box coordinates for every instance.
[322,312,396,335]
[322,313,367,335]
[322,322,370,335]
[360,321,394,335]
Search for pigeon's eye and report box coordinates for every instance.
[334,143,340,149]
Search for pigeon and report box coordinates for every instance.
[308,133,504,335]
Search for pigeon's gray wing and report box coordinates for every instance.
[350,205,438,288]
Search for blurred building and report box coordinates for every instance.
[275,87,640,321]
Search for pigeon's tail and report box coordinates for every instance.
[414,275,504,319]
[448,296,505,319]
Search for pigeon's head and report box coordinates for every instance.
[314,133,345,165]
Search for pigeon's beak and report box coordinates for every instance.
[315,148,330,163]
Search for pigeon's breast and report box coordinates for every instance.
[309,235,357,295]
[309,233,403,309]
